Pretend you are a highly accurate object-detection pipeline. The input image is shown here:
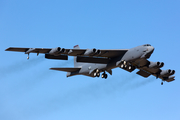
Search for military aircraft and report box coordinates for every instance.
[5,44,175,85]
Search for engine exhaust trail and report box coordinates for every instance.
[0,56,45,79]
[13,72,156,119]
[126,76,155,90]
[32,58,74,80]
[10,58,75,92]
[21,72,138,117]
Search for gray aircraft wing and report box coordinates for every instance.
[5,47,128,63]
[135,60,175,82]
[67,49,128,58]
[67,48,128,64]
[5,47,51,53]
[5,47,128,57]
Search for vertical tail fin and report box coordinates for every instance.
[73,45,81,67]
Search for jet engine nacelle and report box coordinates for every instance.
[49,47,65,56]
[84,48,101,56]
[160,69,175,76]
[148,62,164,68]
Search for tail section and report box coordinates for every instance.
[73,45,80,49]
[73,45,82,67]
[50,45,83,78]
[50,45,82,77]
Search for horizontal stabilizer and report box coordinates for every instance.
[50,68,81,72]
[137,70,151,78]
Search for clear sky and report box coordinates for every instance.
[0,0,179,120]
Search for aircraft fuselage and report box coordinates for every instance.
[69,44,154,77]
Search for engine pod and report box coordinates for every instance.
[84,48,101,56]
[160,69,175,77]
[148,62,164,68]
[49,47,66,56]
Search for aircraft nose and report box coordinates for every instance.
[145,46,154,52]
[149,46,154,52]
[144,46,154,58]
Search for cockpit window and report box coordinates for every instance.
[143,44,151,46]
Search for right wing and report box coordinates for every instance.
[5,47,128,63]
[5,47,51,53]
[5,47,128,57]
[68,49,128,58]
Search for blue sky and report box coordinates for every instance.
[0,0,179,120]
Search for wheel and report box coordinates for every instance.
[96,69,99,73]
[27,56,29,59]
[120,64,124,68]
[129,66,132,70]
[104,74,108,79]
[94,72,97,77]
[124,65,127,69]
[97,73,100,77]
[161,82,163,85]
[121,60,124,64]
[101,74,104,78]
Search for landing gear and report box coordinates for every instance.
[101,72,108,79]
[120,60,127,69]
[161,82,163,85]
[94,72,97,77]
[93,69,108,79]
[96,73,100,77]
[120,64,124,68]
[120,60,135,71]
[94,69,100,77]
[27,54,29,60]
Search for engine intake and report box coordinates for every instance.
[160,69,175,77]
[148,61,164,68]
[84,48,101,56]
[49,47,65,56]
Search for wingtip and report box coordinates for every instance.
[5,47,10,51]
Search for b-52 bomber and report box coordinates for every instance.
[5,44,175,85]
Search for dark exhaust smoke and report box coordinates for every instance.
[0,56,44,79]
[37,73,154,110]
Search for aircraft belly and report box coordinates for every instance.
[79,63,107,75]
[132,58,149,67]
